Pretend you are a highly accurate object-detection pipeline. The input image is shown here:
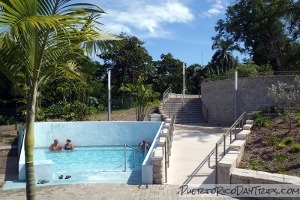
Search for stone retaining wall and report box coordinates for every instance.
[201,76,297,125]
[218,121,300,192]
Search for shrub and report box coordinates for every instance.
[292,144,300,152]
[8,136,18,145]
[282,136,294,145]
[45,101,97,121]
[277,166,286,174]
[295,112,300,127]
[256,64,273,76]
[253,113,270,127]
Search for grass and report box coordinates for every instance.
[88,107,157,122]
[292,143,300,152]
[88,107,139,121]
[282,136,294,145]
[248,160,269,171]
[8,136,17,145]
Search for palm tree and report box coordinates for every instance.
[120,76,160,121]
[0,0,118,199]
[211,38,236,73]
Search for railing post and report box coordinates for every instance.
[215,143,218,185]
[124,144,126,172]
[208,157,210,168]
[223,135,226,156]
[165,141,167,183]
[133,148,135,168]
[230,129,232,144]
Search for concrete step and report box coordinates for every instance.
[162,96,206,124]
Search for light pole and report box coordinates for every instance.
[183,62,186,97]
[108,70,111,121]
[234,71,238,120]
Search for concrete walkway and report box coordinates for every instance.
[167,123,228,186]
[1,183,237,200]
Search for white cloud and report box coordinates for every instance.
[98,0,194,39]
[200,0,226,18]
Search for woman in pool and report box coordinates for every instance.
[64,139,74,150]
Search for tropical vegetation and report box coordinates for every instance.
[0,0,118,199]
[0,1,299,198]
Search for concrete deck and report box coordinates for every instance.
[1,183,237,200]
[167,123,228,186]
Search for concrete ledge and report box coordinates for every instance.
[163,123,170,129]
[218,153,239,184]
[161,128,168,137]
[19,160,53,181]
[236,130,251,140]
[229,140,245,150]
[158,137,166,147]
[243,124,252,130]
[231,168,300,185]
[246,120,253,124]
[152,147,163,161]
[165,118,171,123]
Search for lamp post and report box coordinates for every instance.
[183,62,186,97]
[234,71,238,120]
[108,70,111,121]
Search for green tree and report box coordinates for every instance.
[99,33,153,109]
[186,64,204,94]
[99,33,153,87]
[0,1,117,199]
[153,53,184,94]
[211,38,237,73]
[268,76,300,131]
[214,0,299,70]
[120,77,160,121]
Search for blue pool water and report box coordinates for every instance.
[35,146,145,184]
[3,146,145,190]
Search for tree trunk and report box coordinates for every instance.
[25,84,38,200]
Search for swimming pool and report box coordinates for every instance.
[35,146,145,184]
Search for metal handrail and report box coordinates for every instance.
[180,89,190,124]
[213,112,246,184]
[200,99,209,122]
[180,89,188,103]
[163,87,172,102]
[188,113,246,183]
[124,144,144,171]
[164,113,176,183]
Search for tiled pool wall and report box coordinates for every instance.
[19,121,164,183]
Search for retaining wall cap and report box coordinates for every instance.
[219,153,238,166]
[163,123,170,128]
[239,130,251,134]
[159,137,166,143]
[243,124,252,130]
[152,147,163,160]
[229,140,245,148]
[162,129,168,134]
[283,175,300,185]
[227,151,240,154]
[246,120,253,124]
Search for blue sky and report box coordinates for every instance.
[91,0,243,66]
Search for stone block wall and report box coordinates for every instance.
[152,147,165,184]
[201,76,297,125]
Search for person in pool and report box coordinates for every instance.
[49,139,62,151]
[140,140,150,151]
[64,139,74,150]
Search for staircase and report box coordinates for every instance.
[161,96,206,124]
